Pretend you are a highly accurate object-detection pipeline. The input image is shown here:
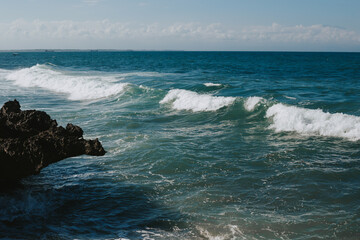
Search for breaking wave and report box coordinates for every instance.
[204,83,223,87]
[160,89,236,112]
[244,96,265,111]
[4,64,360,142]
[266,103,360,141]
[5,64,129,101]
[0,69,11,77]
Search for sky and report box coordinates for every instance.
[1,0,360,51]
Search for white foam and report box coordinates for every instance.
[6,64,128,100]
[0,68,11,76]
[284,95,296,100]
[0,69,11,84]
[266,103,360,141]
[244,96,264,111]
[196,224,245,240]
[160,89,236,112]
[117,71,169,78]
[204,82,222,87]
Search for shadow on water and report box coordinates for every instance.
[0,173,187,239]
[0,181,25,193]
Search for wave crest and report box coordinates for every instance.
[204,83,223,87]
[160,89,236,112]
[266,103,360,141]
[6,64,129,101]
[244,96,265,111]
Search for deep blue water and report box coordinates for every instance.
[0,51,360,239]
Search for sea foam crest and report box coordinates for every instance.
[6,64,128,101]
[117,71,170,78]
[244,96,265,111]
[160,89,236,112]
[204,82,222,87]
[266,103,360,141]
[0,68,11,76]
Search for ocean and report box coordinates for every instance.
[0,51,359,239]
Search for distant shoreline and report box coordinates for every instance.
[0,49,183,53]
[0,49,359,53]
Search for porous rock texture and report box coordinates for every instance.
[0,100,105,182]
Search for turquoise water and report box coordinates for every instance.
[0,52,360,239]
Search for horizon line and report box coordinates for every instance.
[1,49,360,53]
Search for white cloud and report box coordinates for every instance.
[0,19,359,50]
[0,20,232,42]
[240,23,360,43]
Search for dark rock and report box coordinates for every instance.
[66,123,83,138]
[0,100,106,182]
[1,99,21,115]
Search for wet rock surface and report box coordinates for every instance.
[0,100,105,182]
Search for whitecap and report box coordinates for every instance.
[244,96,265,111]
[284,95,296,100]
[116,71,170,78]
[0,68,11,76]
[6,64,129,101]
[204,82,222,87]
[266,103,360,141]
[160,89,235,112]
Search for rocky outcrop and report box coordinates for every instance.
[0,100,105,182]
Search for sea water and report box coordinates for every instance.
[0,51,359,239]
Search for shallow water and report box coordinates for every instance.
[1,51,360,239]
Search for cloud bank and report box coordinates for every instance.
[1,19,359,50]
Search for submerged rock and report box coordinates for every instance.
[0,100,105,182]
